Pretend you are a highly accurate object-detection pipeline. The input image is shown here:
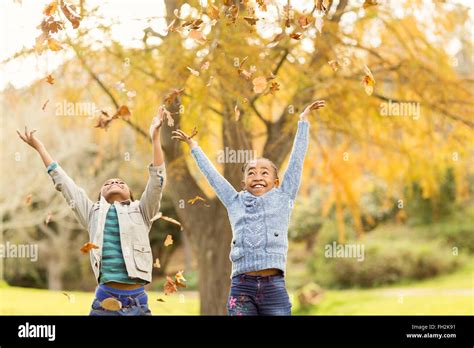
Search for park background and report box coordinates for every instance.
[0,0,473,315]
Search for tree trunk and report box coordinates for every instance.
[46,258,63,290]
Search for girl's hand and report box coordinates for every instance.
[17,126,43,151]
[300,100,325,121]
[149,106,165,141]
[171,129,198,149]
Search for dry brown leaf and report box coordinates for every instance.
[115,105,131,121]
[252,76,267,93]
[187,195,210,207]
[362,65,375,95]
[243,17,258,25]
[363,0,379,9]
[289,32,302,40]
[42,99,50,111]
[153,258,161,268]
[328,60,341,72]
[188,29,206,44]
[60,0,81,29]
[43,1,58,16]
[164,234,173,247]
[164,88,184,106]
[164,276,178,295]
[25,194,33,206]
[207,4,220,20]
[80,241,99,254]
[45,74,55,85]
[100,297,122,311]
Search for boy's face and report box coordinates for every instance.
[100,178,131,203]
[242,159,279,196]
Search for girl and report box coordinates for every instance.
[172,100,325,315]
[17,111,166,316]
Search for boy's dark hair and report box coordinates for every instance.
[241,157,279,180]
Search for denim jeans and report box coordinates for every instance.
[89,284,152,316]
[226,273,292,316]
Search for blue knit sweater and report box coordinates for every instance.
[190,120,309,277]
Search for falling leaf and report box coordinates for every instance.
[62,292,74,303]
[328,60,341,72]
[153,258,161,268]
[40,16,64,34]
[60,0,81,29]
[207,4,220,20]
[363,0,379,9]
[298,16,311,29]
[267,32,285,48]
[226,5,239,24]
[42,99,50,111]
[43,1,58,16]
[47,38,62,51]
[45,211,53,225]
[115,105,131,121]
[25,194,33,206]
[175,270,186,287]
[289,32,302,40]
[80,241,99,254]
[201,61,210,71]
[164,88,184,106]
[252,76,267,93]
[362,65,375,96]
[256,0,267,11]
[188,195,210,207]
[188,29,206,44]
[95,110,115,130]
[315,17,324,33]
[100,297,122,311]
[164,276,178,295]
[157,298,166,302]
[266,82,280,95]
[243,17,258,25]
[316,0,327,13]
[187,66,200,76]
[45,74,55,85]
[35,33,48,53]
[234,105,241,121]
[164,234,173,247]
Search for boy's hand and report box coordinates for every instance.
[171,129,198,149]
[17,126,43,150]
[300,100,325,121]
[150,106,165,141]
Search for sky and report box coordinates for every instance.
[0,0,472,91]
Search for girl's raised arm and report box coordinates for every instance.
[280,100,325,200]
[172,129,238,208]
[17,127,94,230]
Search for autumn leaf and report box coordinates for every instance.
[201,61,210,71]
[164,276,178,295]
[115,105,131,121]
[62,292,74,303]
[47,38,62,51]
[188,195,210,207]
[316,0,327,13]
[25,193,33,206]
[157,298,166,302]
[153,258,161,268]
[164,234,173,247]
[256,0,267,11]
[80,241,99,254]
[328,60,341,72]
[188,29,206,44]
[60,0,81,29]
[94,110,115,130]
[100,297,122,311]
[234,105,241,122]
[187,66,200,76]
[45,74,55,85]
[243,17,258,25]
[226,5,239,24]
[164,88,184,106]
[363,0,379,9]
[362,65,376,96]
[207,4,220,20]
[42,99,49,111]
[265,82,280,95]
[289,32,302,40]
[40,17,64,34]
[252,76,267,93]
[45,211,53,225]
[175,270,187,288]
[43,1,58,16]
[298,16,311,29]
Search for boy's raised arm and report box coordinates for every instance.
[17,127,94,230]
[139,109,166,227]
[281,100,325,200]
[172,129,238,208]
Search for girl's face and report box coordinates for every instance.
[242,159,279,196]
[100,178,131,203]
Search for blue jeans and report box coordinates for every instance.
[89,284,151,316]
[226,273,292,316]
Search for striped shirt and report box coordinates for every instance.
[99,205,145,285]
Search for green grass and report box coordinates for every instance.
[293,259,474,315]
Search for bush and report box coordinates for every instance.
[308,223,464,289]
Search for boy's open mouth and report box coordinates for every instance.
[251,183,266,189]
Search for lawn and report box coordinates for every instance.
[1,259,472,315]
